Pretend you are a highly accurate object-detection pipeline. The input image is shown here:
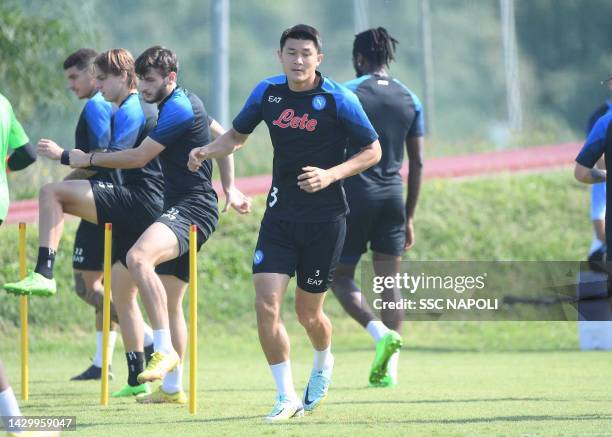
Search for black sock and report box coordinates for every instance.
[34,247,56,279]
[144,343,155,366]
[126,351,145,387]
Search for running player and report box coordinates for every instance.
[0,93,36,227]
[188,24,381,421]
[4,49,171,397]
[34,48,129,381]
[331,28,425,388]
[66,46,251,403]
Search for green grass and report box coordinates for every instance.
[0,325,611,436]
[0,168,592,330]
[2,168,610,435]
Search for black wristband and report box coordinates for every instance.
[89,152,95,167]
[60,150,70,165]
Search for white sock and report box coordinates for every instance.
[153,329,174,355]
[269,361,297,399]
[93,331,117,368]
[0,387,22,432]
[162,362,183,393]
[366,320,390,343]
[143,323,154,347]
[312,346,334,371]
[388,350,400,380]
[589,234,605,255]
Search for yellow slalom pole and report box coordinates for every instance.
[100,223,112,406]
[18,222,28,401]
[189,225,198,414]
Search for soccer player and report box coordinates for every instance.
[4,48,168,397]
[188,24,381,421]
[34,48,129,381]
[331,27,425,388]
[575,79,612,282]
[0,93,36,226]
[586,72,612,267]
[66,46,251,403]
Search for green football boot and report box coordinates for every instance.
[368,331,402,385]
[4,271,56,297]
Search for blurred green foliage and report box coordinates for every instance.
[2,0,611,201]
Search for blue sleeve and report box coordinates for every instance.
[591,182,606,220]
[407,91,425,137]
[84,99,112,150]
[149,99,194,147]
[109,107,144,152]
[336,90,378,148]
[576,116,609,168]
[232,81,268,134]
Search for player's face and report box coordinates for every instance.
[138,69,169,103]
[95,71,126,103]
[278,38,323,86]
[64,66,96,99]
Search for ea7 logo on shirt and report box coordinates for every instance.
[272,109,317,132]
[268,95,282,103]
[162,207,180,221]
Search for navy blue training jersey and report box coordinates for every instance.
[75,91,116,184]
[587,101,612,135]
[108,93,164,197]
[233,71,379,223]
[343,74,424,199]
[75,91,112,153]
[576,112,612,245]
[149,87,216,202]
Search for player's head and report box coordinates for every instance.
[278,24,323,86]
[94,48,137,103]
[352,27,398,77]
[63,48,98,99]
[135,46,178,104]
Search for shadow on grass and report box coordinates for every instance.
[279,413,612,426]
[329,396,574,405]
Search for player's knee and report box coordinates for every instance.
[255,296,280,322]
[295,305,321,329]
[39,182,58,203]
[126,247,151,274]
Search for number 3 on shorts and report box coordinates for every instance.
[269,186,278,207]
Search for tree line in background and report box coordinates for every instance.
[2,0,611,177]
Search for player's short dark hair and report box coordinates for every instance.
[353,27,398,69]
[280,24,322,53]
[135,46,178,77]
[94,48,138,89]
[63,48,98,71]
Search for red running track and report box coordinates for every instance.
[4,142,580,225]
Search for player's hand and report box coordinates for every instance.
[223,186,252,214]
[36,139,63,160]
[297,166,336,193]
[69,149,89,168]
[404,218,415,251]
[188,147,207,172]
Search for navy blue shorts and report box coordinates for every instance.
[91,180,162,236]
[340,195,405,264]
[154,194,218,283]
[72,220,105,271]
[252,214,346,293]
